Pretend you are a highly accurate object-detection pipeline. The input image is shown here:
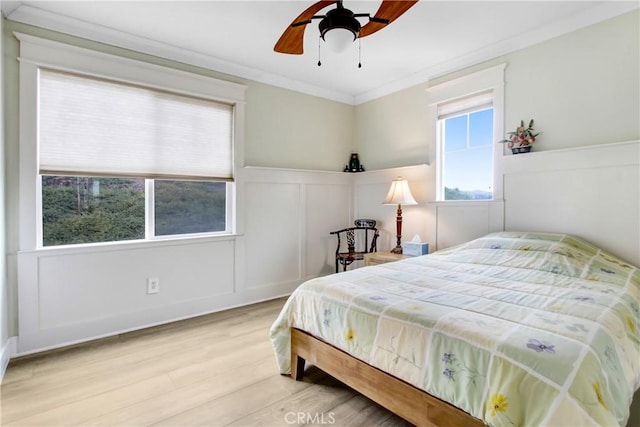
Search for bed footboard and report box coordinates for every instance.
[290,328,485,427]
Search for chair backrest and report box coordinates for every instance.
[330,219,379,255]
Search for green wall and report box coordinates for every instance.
[354,10,640,170]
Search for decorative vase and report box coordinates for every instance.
[512,146,532,154]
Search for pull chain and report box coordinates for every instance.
[317,36,322,67]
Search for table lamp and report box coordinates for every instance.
[383,177,417,254]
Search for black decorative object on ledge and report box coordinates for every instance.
[344,153,365,173]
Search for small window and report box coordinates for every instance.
[437,92,494,200]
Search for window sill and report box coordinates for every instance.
[427,199,504,207]
[19,233,241,256]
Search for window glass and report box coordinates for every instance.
[469,108,493,147]
[42,177,228,246]
[154,181,227,236]
[42,176,145,246]
[441,108,494,200]
[444,115,468,152]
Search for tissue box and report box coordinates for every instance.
[401,242,429,256]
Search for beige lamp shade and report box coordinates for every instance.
[383,177,417,205]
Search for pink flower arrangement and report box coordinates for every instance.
[500,119,540,148]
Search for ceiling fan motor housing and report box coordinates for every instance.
[319,7,362,41]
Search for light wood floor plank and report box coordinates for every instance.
[1,298,410,426]
[310,394,412,427]
[4,374,176,426]
[152,369,327,426]
[81,356,279,426]
[2,345,209,422]
[226,377,357,427]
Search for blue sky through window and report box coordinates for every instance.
[443,108,493,199]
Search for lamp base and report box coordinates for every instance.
[390,245,403,254]
[391,229,403,254]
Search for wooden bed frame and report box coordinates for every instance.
[291,328,486,427]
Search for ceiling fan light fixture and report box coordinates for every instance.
[319,7,361,53]
[322,28,357,53]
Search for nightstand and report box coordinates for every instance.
[364,251,410,266]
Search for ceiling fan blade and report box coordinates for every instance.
[274,0,336,54]
[358,0,418,38]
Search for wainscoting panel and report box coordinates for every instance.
[17,237,241,353]
[37,240,235,330]
[503,141,640,265]
[244,181,301,288]
[305,183,352,278]
[433,202,504,250]
[242,167,352,288]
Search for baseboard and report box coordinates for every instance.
[0,336,17,383]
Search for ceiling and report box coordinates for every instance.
[2,1,637,104]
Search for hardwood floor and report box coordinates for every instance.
[1,298,411,426]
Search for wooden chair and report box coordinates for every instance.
[330,219,379,273]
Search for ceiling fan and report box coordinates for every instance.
[274,1,419,55]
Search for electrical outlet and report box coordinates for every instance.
[147,277,160,294]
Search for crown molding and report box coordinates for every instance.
[0,1,21,18]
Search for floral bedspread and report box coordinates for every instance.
[270,232,640,426]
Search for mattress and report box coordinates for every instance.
[270,232,640,426]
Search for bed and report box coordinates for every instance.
[270,231,640,426]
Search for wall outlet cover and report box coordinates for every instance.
[147,277,160,294]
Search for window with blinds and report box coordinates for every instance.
[437,91,494,201]
[38,69,234,246]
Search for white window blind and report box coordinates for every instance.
[39,69,234,180]
[437,90,493,120]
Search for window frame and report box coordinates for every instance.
[17,32,246,250]
[428,64,506,203]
